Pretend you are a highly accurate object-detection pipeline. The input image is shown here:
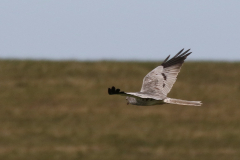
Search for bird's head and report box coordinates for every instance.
[126,96,137,105]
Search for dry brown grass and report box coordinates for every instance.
[0,60,239,160]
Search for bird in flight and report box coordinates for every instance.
[108,49,202,106]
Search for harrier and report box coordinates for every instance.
[108,49,202,106]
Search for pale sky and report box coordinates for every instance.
[0,1,240,61]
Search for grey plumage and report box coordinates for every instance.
[108,49,202,106]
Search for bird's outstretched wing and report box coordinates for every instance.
[140,49,191,96]
[108,86,163,100]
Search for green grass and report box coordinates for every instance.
[0,60,240,160]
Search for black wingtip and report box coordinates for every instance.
[108,86,114,95]
[173,48,184,58]
[161,48,192,68]
[108,86,125,95]
[162,55,170,64]
[108,88,111,95]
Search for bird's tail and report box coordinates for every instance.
[164,98,202,106]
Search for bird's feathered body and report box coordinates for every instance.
[108,49,202,106]
[126,96,165,106]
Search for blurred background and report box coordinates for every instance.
[0,1,240,61]
[0,1,240,160]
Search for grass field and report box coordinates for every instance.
[0,60,240,160]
